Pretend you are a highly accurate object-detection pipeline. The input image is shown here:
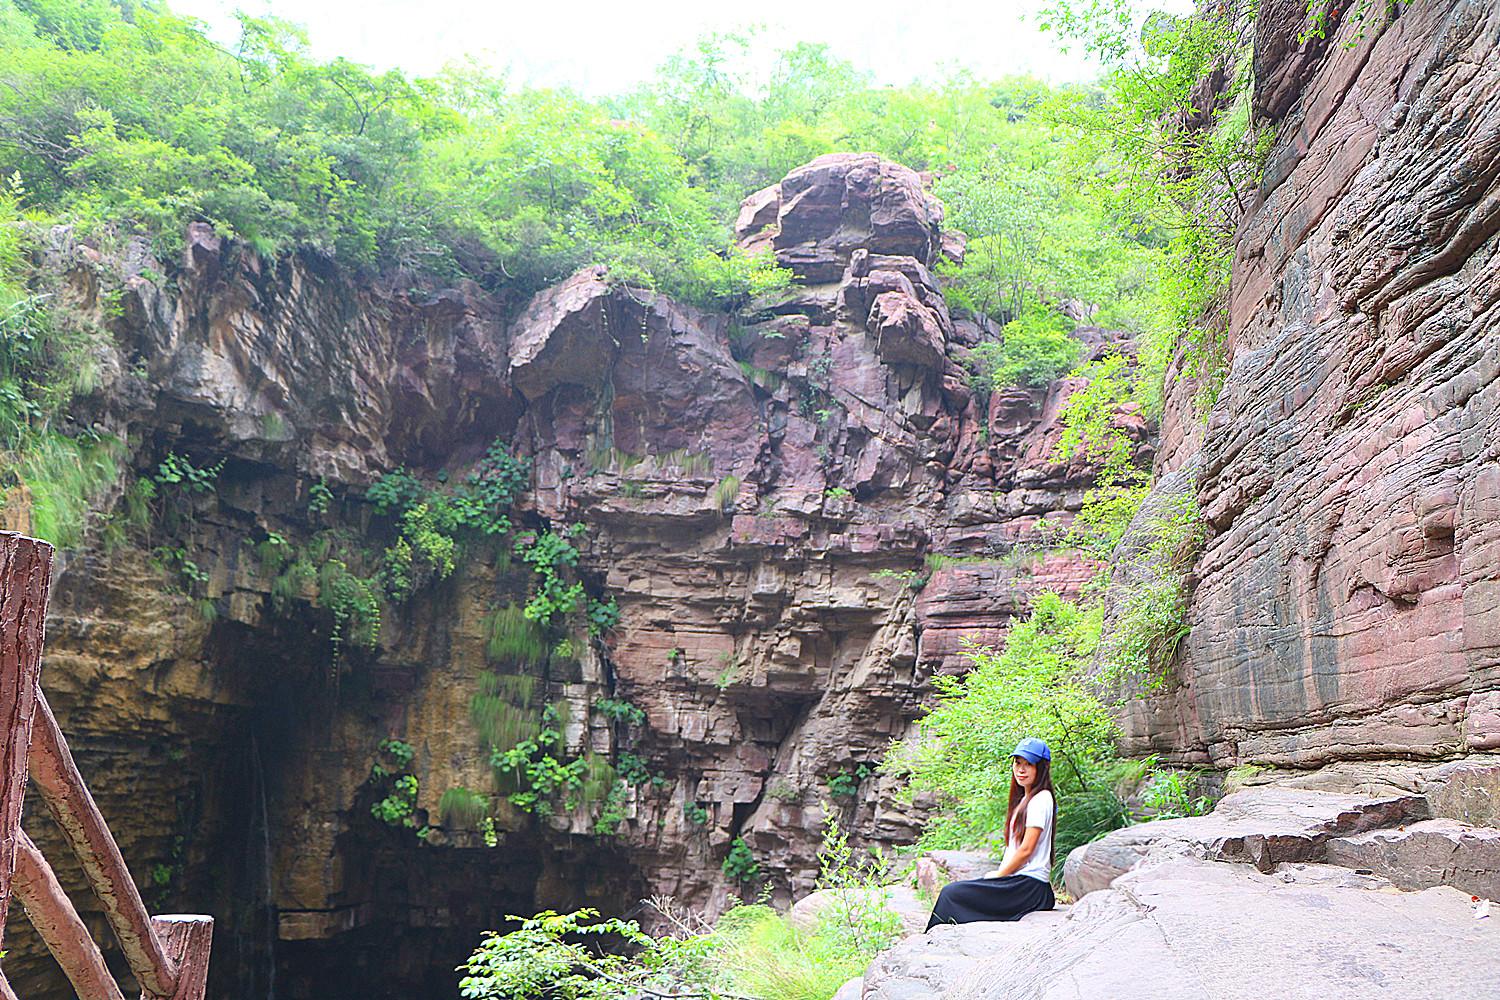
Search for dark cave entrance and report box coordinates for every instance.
[272,831,647,1000]
[190,600,648,1000]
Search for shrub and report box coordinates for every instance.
[969,306,1083,389]
[1137,767,1213,820]
[458,813,898,1000]
[518,528,586,626]
[884,592,1116,849]
[721,837,760,885]
[593,698,647,728]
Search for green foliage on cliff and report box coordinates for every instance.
[460,815,897,1000]
[369,738,420,828]
[1039,0,1271,407]
[0,0,782,305]
[967,304,1083,390]
[0,173,120,548]
[885,592,1117,852]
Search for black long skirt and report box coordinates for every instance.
[925,874,1055,930]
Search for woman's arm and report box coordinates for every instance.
[984,825,1042,878]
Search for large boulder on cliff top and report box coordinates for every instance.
[737,152,944,282]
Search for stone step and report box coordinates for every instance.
[1063,784,1427,898]
[1326,818,1500,900]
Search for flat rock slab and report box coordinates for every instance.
[947,859,1498,1000]
[862,910,1070,1000]
[1063,785,1425,897]
[1327,818,1500,900]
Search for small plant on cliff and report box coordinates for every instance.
[483,605,548,668]
[1301,0,1407,45]
[317,558,382,653]
[307,477,333,517]
[711,474,741,513]
[439,786,492,831]
[154,452,225,495]
[586,596,621,637]
[490,703,593,817]
[826,764,873,800]
[370,738,420,829]
[764,780,800,804]
[721,837,760,885]
[592,780,630,836]
[517,527,587,626]
[593,698,647,728]
[684,801,711,826]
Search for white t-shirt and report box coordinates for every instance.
[1000,789,1055,883]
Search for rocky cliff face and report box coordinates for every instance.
[6,153,1122,998]
[1127,0,1500,768]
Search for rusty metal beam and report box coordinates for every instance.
[28,691,178,997]
[13,830,125,1000]
[0,532,52,945]
[144,916,212,1000]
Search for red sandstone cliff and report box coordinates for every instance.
[1125,0,1500,768]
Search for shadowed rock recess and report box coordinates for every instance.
[4,152,1127,998]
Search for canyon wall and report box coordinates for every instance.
[5,154,1127,998]
[1126,0,1500,766]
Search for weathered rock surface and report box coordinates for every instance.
[948,859,1499,1000]
[1326,819,1500,900]
[1129,0,1500,768]
[862,912,1071,1000]
[1063,783,1426,898]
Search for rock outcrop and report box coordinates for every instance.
[950,859,1497,1000]
[866,766,1500,1000]
[5,153,1125,1000]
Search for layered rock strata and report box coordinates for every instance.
[1127,0,1500,767]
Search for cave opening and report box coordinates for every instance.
[184,579,650,1000]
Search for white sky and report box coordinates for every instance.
[167,0,1121,94]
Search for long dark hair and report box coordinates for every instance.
[1006,757,1056,870]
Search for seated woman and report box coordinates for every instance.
[926,738,1056,929]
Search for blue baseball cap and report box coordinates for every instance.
[1012,738,1051,764]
